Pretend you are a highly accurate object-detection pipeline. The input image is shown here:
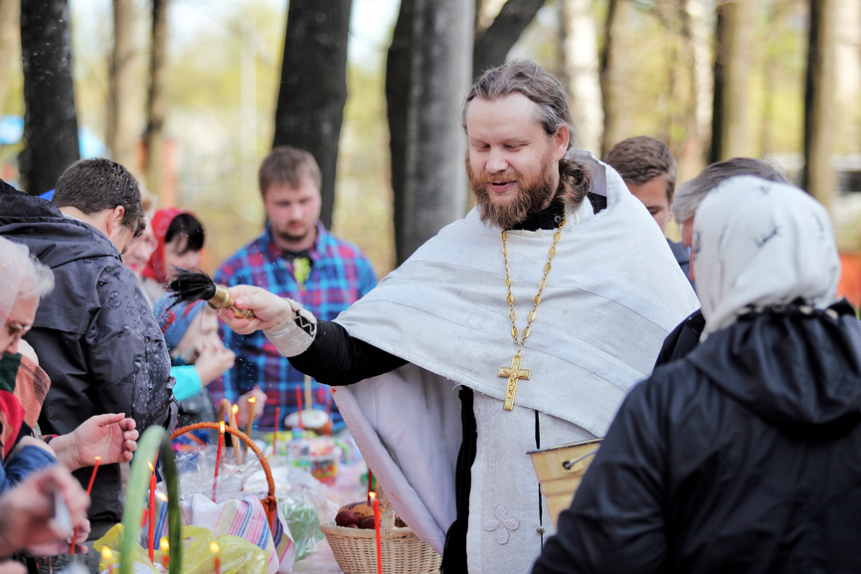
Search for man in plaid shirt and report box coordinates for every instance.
[212,147,377,431]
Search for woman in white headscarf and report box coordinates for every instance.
[533,177,861,574]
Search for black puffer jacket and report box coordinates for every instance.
[533,302,861,574]
[0,181,178,538]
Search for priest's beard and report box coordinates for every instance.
[467,158,558,230]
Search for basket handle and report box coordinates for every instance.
[170,422,278,529]
[561,449,599,471]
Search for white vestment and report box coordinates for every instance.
[332,157,699,573]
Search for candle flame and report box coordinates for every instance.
[94,456,101,462]
[369,492,376,501]
[220,421,225,434]
[210,541,220,554]
[101,547,113,560]
[232,404,238,414]
[156,492,168,502]
[160,537,169,552]
[148,461,154,472]
[248,397,256,404]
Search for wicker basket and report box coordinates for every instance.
[170,421,278,530]
[320,521,442,574]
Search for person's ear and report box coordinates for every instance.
[105,206,125,236]
[552,126,570,160]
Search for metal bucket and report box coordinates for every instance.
[528,438,601,529]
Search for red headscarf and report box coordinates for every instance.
[142,207,191,285]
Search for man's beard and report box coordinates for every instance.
[467,158,558,230]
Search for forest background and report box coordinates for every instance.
[0,0,859,278]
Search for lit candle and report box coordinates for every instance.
[69,456,100,555]
[367,469,374,504]
[210,541,221,574]
[244,396,256,453]
[272,406,280,458]
[101,546,115,574]
[370,491,382,574]
[160,537,170,570]
[148,461,156,564]
[229,403,242,464]
[296,387,304,431]
[214,421,225,502]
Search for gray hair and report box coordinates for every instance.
[671,157,790,224]
[19,255,55,301]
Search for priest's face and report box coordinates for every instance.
[465,93,569,229]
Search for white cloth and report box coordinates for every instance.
[693,176,840,338]
[330,156,700,570]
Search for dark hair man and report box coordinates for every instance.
[212,146,377,432]
[604,136,692,282]
[0,159,178,539]
[214,61,698,573]
[654,157,790,365]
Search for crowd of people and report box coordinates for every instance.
[0,58,857,574]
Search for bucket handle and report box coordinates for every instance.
[561,449,598,471]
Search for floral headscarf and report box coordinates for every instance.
[142,207,191,285]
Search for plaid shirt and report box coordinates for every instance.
[211,223,377,431]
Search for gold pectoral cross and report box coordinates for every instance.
[498,351,531,411]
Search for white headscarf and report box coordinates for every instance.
[694,176,840,338]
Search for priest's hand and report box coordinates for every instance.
[219,285,318,357]
[218,285,292,333]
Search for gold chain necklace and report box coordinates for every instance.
[497,211,566,411]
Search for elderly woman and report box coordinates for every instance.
[0,238,57,491]
[532,177,861,573]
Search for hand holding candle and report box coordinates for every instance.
[69,456,100,555]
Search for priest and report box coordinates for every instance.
[217,60,699,574]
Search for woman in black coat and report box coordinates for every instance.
[532,176,861,574]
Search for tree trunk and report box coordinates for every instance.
[396,0,473,262]
[709,0,755,164]
[272,0,352,229]
[599,0,629,157]
[0,0,20,115]
[473,0,546,80]
[145,0,169,201]
[802,0,836,208]
[560,0,603,154]
[108,0,141,174]
[20,0,79,195]
[386,0,415,265]
[677,0,711,178]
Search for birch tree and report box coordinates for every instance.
[560,0,603,155]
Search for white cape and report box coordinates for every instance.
[331,157,700,564]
